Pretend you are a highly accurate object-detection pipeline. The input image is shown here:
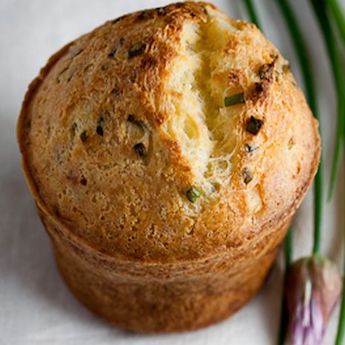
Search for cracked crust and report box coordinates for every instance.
[17,1,320,332]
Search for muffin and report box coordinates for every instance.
[17,2,320,332]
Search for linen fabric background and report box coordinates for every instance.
[0,0,344,344]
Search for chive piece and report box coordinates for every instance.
[202,6,208,16]
[328,0,345,47]
[243,168,253,184]
[310,0,345,200]
[127,114,135,122]
[282,63,290,73]
[96,126,104,136]
[108,47,118,59]
[80,131,88,142]
[127,115,146,130]
[128,42,146,58]
[253,81,270,99]
[69,46,83,58]
[111,14,127,25]
[336,238,345,345]
[259,62,275,81]
[157,8,166,16]
[275,71,281,82]
[277,228,294,345]
[133,143,146,157]
[186,187,201,203]
[138,10,154,21]
[246,116,263,135]
[224,93,245,107]
[244,143,257,153]
[96,117,104,136]
[80,177,87,186]
[108,38,124,59]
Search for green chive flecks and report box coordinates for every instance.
[224,93,245,107]
[80,131,88,142]
[128,42,146,58]
[246,116,263,135]
[96,117,105,136]
[186,186,201,203]
[133,143,147,157]
[243,168,253,184]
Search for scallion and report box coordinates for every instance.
[224,93,245,107]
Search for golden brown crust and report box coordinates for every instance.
[17,1,320,263]
[17,1,320,332]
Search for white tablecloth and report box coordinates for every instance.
[1,1,344,344]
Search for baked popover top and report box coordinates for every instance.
[17,2,320,262]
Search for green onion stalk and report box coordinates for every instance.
[335,195,345,344]
[328,0,345,46]
[335,222,345,345]
[310,0,345,200]
[277,229,293,345]
[327,3,345,344]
